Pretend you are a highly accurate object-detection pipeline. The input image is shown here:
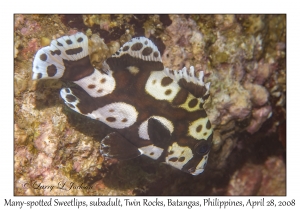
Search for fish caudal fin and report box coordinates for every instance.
[32,32,93,81]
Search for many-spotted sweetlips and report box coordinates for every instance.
[32,32,213,175]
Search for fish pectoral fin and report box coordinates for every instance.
[148,118,171,149]
[100,132,141,160]
[60,86,98,116]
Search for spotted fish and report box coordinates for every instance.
[32,32,213,175]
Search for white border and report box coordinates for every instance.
[3,1,298,209]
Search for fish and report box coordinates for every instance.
[32,32,213,175]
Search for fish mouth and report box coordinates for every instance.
[190,168,204,175]
[185,166,205,175]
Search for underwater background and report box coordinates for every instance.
[14,14,286,195]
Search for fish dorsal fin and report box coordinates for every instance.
[164,66,211,101]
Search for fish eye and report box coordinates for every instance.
[194,140,211,156]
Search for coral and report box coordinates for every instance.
[14,14,25,28]
[20,38,40,59]
[257,156,286,195]
[226,156,286,195]
[207,65,252,126]
[83,15,110,29]
[162,15,206,70]
[14,37,21,58]
[244,82,269,106]
[14,87,104,195]
[14,14,286,196]
[226,163,263,195]
[246,105,272,134]
[40,37,51,47]
[88,34,111,70]
[20,20,41,37]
